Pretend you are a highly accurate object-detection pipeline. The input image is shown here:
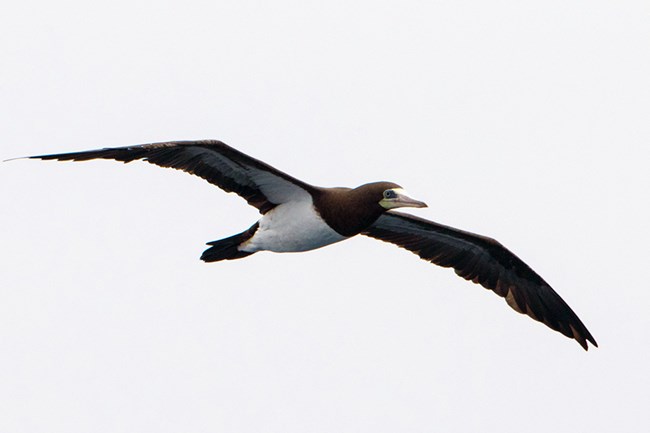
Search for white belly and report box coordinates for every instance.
[239,201,347,253]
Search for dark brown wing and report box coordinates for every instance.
[362,211,597,350]
[27,140,317,214]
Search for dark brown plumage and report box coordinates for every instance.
[30,140,317,214]
[313,182,401,236]
[23,139,597,350]
[362,211,597,350]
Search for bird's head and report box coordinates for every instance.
[379,185,427,210]
[359,181,427,210]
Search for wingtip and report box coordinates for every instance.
[4,154,59,162]
[570,324,598,351]
[587,335,598,350]
[576,334,598,351]
[3,156,29,163]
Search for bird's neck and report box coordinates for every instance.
[312,188,384,237]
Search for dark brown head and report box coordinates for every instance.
[360,181,428,211]
[314,181,427,236]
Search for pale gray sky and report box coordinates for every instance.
[1,1,649,432]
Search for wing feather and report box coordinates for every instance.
[27,140,316,213]
[363,211,597,350]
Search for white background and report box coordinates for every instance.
[1,1,649,432]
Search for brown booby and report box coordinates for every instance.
[22,140,597,350]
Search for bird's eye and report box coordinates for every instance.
[384,190,395,199]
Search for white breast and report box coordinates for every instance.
[239,200,347,253]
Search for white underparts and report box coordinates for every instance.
[239,200,347,253]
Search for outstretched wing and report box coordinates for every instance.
[27,140,317,214]
[362,211,597,350]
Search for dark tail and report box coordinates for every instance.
[200,223,259,263]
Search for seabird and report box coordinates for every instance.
[21,140,597,350]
